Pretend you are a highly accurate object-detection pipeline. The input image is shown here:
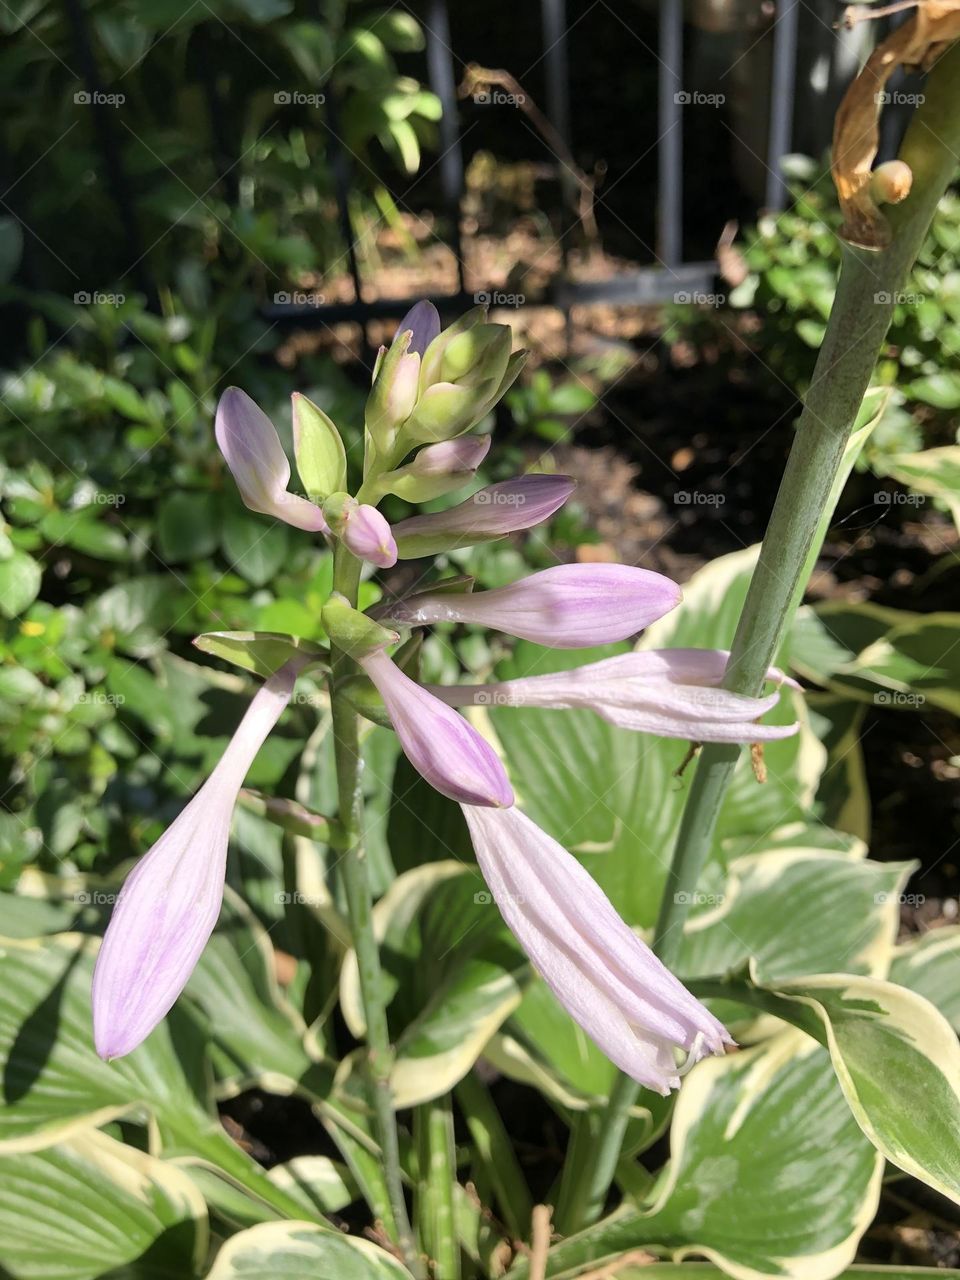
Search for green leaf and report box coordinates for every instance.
[766,972,960,1205]
[321,595,398,660]
[890,927,960,1031]
[222,510,291,586]
[339,863,525,1106]
[679,844,912,988]
[907,372,960,409]
[530,1032,881,1280]
[0,549,41,617]
[192,630,327,679]
[884,445,960,530]
[0,1127,208,1280]
[157,491,221,562]
[292,393,347,502]
[207,1220,414,1278]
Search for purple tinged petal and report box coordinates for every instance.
[341,504,398,569]
[392,475,575,547]
[385,564,682,648]
[462,804,731,1092]
[396,300,441,356]
[215,388,328,533]
[92,663,302,1060]
[359,649,514,807]
[410,436,492,476]
[428,649,800,744]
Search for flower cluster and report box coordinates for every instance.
[93,303,800,1091]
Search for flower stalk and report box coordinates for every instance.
[555,43,960,1235]
[328,542,423,1276]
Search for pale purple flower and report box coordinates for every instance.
[392,475,575,557]
[463,804,732,1093]
[341,502,398,569]
[215,388,328,532]
[92,662,302,1060]
[430,649,800,743]
[398,300,442,356]
[408,435,491,477]
[358,648,513,807]
[382,564,682,647]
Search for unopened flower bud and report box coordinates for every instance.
[870,160,912,206]
[323,493,398,569]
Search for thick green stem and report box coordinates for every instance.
[554,46,960,1236]
[329,544,423,1276]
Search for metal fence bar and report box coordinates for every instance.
[657,0,683,268]
[764,0,800,210]
[542,0,571,152]
[425,0,467,295]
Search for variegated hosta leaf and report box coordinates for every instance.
[186,887,316,1096]
[0,1127,209,1280]
[767,973,960,1205]
[889,927,960,1031]
[679,846,913,985]
[206,1220,414,1278]
[339,862,525,1107]
[0,932,212,1153]
[527,1032,881,1280]
[884,444,960,533]
[604,1267,960,1280]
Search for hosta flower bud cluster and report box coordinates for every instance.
[94,301,801,1093]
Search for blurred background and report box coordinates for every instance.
[1,0,957,964]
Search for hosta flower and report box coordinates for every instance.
[340,502,398,569]
[383,564,682,647]
[358,647,513,807]
[463,805,732,1092]
[216,388,327,532]
[92,662,303,1060]
[392,475,576,558]
[430,649,799,743]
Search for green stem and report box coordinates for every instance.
[329,543,423,1276]
[414,1095,460,1280]
[455,1071,534,1239]
[553,45,960,1236]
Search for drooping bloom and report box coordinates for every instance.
[430,649,799,743]
[92,662,303,1060]
[358,647,514,808]
[392,475,576,558]
[216,388,328,532]
[463,804,732,1092]
[340,502,398,569]
[383,564,682,647]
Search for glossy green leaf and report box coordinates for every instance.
[0,548,42,617]
[207,1221,414,1278]
[527,1032,881,1280]
[0,1127,208,1280]
[192,630,327,679]
[767,973,960,1204]
[889,927,960,1031]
